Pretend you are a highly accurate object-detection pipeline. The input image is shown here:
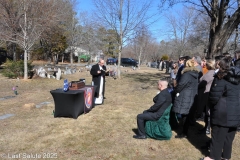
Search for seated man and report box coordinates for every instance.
[133,80,172,139]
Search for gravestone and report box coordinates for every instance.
[56,68,61,80]
[66,68,72,74]
[36,102,52,108]
[37,67,46,78]
[0,114,15,120]
[0,96,16,101]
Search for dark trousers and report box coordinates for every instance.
[165,67,169,73]
[161,64,164,70]
[209,125,237,160]
[204,114,210,131]
[188,95,199,124]
[137,112,156,136]
[178,114,190,135]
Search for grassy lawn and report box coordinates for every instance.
[0,63,239,160]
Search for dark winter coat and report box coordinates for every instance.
[208,67,240,127]
[144,88,172,120]
[172,67,199,115]
[90,64,107,97]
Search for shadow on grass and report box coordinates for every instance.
[132,128,138,135]
[170,110,211,156]
[187,122,211,156]
[171,120,211,156]
[125,72,170,86]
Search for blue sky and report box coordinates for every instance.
[75,0,184,42]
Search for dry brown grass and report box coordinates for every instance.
[0,62,239,160]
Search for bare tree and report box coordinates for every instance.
[158,40,173,59]
[187,12,210,57]
[146,41,161,61]
[0,0,74,79]
[159,0,240,58]
[165,7,196,57]
[130,24,152,68]
[64,0,90,65]
[0,0,23,61]
[93,0,155,78]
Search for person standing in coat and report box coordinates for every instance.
[172,59,199,138]
[165,59,170,73]
[197,59,215,135]
[133,80,172,139]
[160,58,164,71]
[90,59,108,104]
[157,59,160,69]
[234,49,240,133]
[175,56,191,86]
[202,58,209,75]
[188,55,203,125]
[175,57,185,86]
[168,59,173,74]
[202,57,240,160]
[193,55,203,80]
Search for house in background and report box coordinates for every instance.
[65,46,104,63]
[65,46,89,57]
[93,50,104,62]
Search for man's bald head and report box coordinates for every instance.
[98,59,105,66]
[158,80,168,91]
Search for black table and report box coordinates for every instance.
[50,85,96,119]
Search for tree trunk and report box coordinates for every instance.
[138,46,143,69]
[117,43,122,79]
[13,42,16,61]
[70,51,73,65]
[234,27,239,51]
[62,54,64,63]
[24,49,28,79]
[207,2,240,59]
[56,54,59,64]
[23,4,28,80]
[117,0,123,79]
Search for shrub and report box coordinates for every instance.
[161,55,169,60]
[2,59,33,78]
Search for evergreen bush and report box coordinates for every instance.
[2,59,33,78]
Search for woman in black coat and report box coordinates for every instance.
[202,57,240,160]
[172,59,199,138]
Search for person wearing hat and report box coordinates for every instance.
[172,59,199,138]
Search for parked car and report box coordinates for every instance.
[150,62,158,68]
[106,58,117,65]
[117,58,138,67]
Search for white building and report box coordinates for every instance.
[65,46,89,56]
[65,46,104,62]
